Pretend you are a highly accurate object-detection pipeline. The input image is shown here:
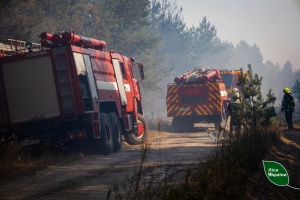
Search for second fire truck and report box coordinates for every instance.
[166,68,229,131]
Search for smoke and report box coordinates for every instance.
[146,0,300,119]
[146,37,298,118]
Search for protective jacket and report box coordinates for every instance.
[281,94,295,112]
[227,98,242,118]
[227,97,243,139]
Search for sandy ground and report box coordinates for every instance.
[0,126,217,200]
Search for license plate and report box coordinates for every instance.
[20,139,40,146]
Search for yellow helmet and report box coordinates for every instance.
[283,88,291,94]
[232,88,239,94]
[232,92,240,98]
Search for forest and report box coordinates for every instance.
[1,0,299,118]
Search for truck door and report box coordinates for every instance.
[83,54,98,102]
[73,52,98,111]
[112,59,128,106]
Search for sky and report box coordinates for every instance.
[176,0,300,69]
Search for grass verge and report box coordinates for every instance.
[164,121,281,199]
[0,139,82,182]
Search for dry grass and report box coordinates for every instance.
[163,121,281,200]
[0,140,82,183]
[240,125,300,200]
[0,117,291,199]
[112,118,283,199]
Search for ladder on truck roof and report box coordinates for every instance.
[0,39,42,56]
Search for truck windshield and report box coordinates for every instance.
[221,74,234,89]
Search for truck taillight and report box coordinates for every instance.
[67,130,86,139]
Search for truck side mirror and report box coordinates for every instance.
[138,64,145,82]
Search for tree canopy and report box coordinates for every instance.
[0,0,298,116]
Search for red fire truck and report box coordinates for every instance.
[166,68,228,131]
[0,30,148,153]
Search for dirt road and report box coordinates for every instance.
[0,127,217,200]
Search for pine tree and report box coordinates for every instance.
[239,65,277,127]
[292,80,300,101]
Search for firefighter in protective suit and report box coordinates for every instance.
[227,88,243,139]
[281,88,295,129]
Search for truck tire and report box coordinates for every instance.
[99,113,114,154]
[108,112,122,152]
[124,114,148,145]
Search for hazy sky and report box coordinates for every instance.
[176,0,300,69]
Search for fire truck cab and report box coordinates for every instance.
[219,69,242,96]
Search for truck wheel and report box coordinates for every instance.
[108,112,122,152]
[99,113,114,154]
[124,114,148,145]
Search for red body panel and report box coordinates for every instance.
[0,34,143,144]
